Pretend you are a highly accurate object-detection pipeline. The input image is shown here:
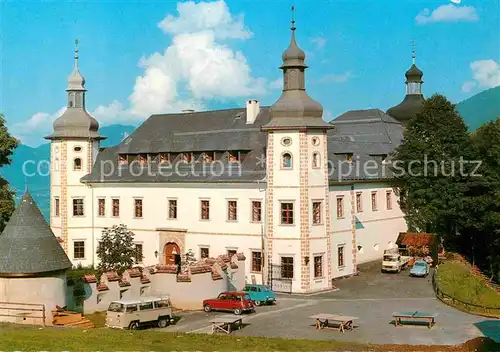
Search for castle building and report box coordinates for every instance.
[46,22,409,293]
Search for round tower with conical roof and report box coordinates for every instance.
[386,48,425,125]
[44,40,105,257]
[0,190,72,325]
[262,7,334,293]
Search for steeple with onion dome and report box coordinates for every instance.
[386,43,425,126]
[262,7,331,130]
[45,40,104,140]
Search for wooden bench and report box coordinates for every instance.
[210,315,243,334]
[310,314,358,333]
[392,311,438,328]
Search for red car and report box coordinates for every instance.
[203,291,255,315]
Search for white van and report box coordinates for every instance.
[106,296,174,330]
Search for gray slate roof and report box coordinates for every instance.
[82,107,403,184]
[0,191,72,276]
[327,109,403,181]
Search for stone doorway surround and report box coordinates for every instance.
[157,228,186,265]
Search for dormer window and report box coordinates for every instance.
[138,154,147,165]
[159,153,170,164]
[202,152,214,163]
[281,152,292,169]
[228,151,239,162]
[73,158,82,170]
[118,155,128,165]
[180,153,192,163]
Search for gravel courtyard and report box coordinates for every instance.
[162,262,499,346]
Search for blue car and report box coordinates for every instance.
[410,259,429,277]
[242,284,276,306]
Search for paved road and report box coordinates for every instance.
[161,262,498,345]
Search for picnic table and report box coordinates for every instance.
[210,314,243,334]
[392,311,438,328]
[310,314,358,333]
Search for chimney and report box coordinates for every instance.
[246,100,260,124]
[182,109,195,113]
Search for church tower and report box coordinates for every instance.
[262,9,334,293]
[45,40,105,256]
[387,47,425,125]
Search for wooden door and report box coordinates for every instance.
[163,242,180,265]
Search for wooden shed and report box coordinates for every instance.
[396,232,439,266]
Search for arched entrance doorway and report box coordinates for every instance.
[163,242,181,267]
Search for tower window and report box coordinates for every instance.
[73,146,82,152]
[280,202,294,225]
[312,152,321,168]
[281,152,292,169]
[73,158,82,170]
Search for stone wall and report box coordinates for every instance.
[81,253,246,314]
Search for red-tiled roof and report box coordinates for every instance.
[397,232,436,247]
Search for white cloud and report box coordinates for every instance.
[105,0,265,120]
[269,77,282,90]
[315,71,352,84]
[310,36,327,49]
[416,4,478,24]
[10,107,66,147]
[14,0,267,145]
[462,59,500,92]
[158,0,251,40]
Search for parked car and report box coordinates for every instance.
[106,296,175,330]
[410,259,430,277]
[203,291,255,315]
[381,248,411,273]
[243,284,276,306]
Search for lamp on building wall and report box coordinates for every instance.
[154,250,158,258]
[305,256,310,265]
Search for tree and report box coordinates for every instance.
[465,118,500,280]
[96,224,136,275]
[391,94,475,244]
[0,114,19,233]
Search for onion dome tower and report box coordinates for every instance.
[45,40,104,140]
[262,8,330,130]
[386,47,425,126]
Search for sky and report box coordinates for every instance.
[1,0,499,147]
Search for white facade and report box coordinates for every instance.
[49,166,406,292]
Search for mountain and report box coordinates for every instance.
[456,86,500,131]
[0,124,137,220]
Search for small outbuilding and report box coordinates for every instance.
[396,232,439,266]
[0,190,72,325]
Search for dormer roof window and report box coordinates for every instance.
[138,154,147,165]
[118,155,128,165]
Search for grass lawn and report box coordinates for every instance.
[0,323,487,352]
[0,324,374,351]
[436,261,500,311]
